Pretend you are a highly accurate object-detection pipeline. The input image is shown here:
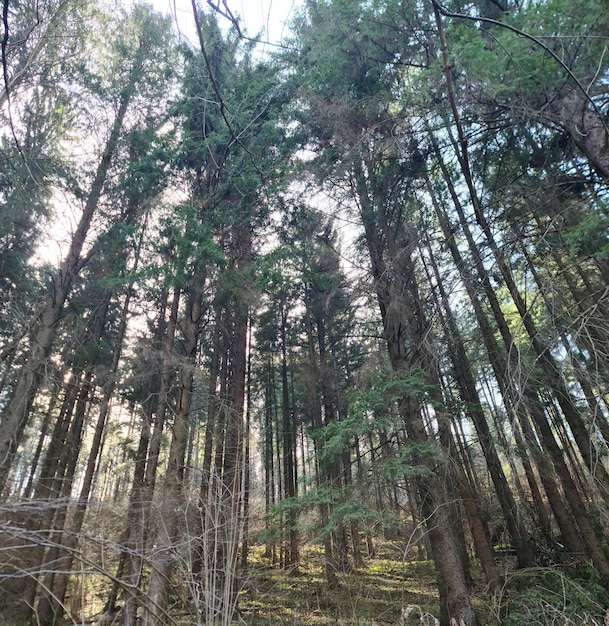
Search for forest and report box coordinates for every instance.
[1,0,609,624]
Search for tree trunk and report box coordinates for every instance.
[551,92,609,181]
[0,41,146,490]
[143,277,203,625]
[352,163,479,626]
[42,262,141,623]
[428,127,603,564]
[105,285,173,620]
[280,302,298,566]
[241,321,253,569]
[424,177,534,567]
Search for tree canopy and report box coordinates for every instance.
[1,1,609,625]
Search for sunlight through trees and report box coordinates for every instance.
[1,0,609,624]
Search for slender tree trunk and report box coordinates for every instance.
[200,315,222,507]
[262,357,276,561]
[35,372,93,625]
[143,277,203,625]
[40,295,133,622]
[143,286,180,521]
[450,137,609,571]
[104,284,173,620]
[352,163,479,626]
[217,225,251,612]
[14,322,102,617]
[423,181,533,567]
[0,42,146,490]
[304,310,338,587]
[241,321,253,569]
[428,128,598,563]
[32,370,84,499]
[40,206,150,621]
[434,3,609,573]
[280,302,298,566]
[520,240,609,478]
[21,395,55,499]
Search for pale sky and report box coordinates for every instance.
[35,0,303,266]
[153,0,301,50]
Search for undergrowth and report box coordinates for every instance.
[239,544,438,625]
[492,563,609,626]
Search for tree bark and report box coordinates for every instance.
[352,162,479,626]
[280,301,298,566]
[421,207,533,567]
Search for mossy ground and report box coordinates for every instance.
[238,544,441,625]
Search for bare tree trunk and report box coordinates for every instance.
[424,178,533,567]
[280,302,298,567]
[35,372,93,625]
[428,128,600,562]
[434,2,609,574]
[520,240,609,478]
[262,356,276,561]
[143,278,203,626]
[550,92,609,180]
[215,224,251,614]
[21,360,67,499]
[38,204,151,623]
[142,286,180,520]
[104,286,175,620]
[241,321,252,569]
[40,281,138,623]
[14,297,108,619]
[199,315,222,507]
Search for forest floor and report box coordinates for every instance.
[238,544,475,626]
[6,531,608,625]
[237,544,609,626]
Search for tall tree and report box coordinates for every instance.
[142,8,294,622]
[0,5,175,490]
[287,2,480,622]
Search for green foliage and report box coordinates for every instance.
[381,443,437,479]
[451,20,561,106]
[347,366,434,424]
[498,564,609,626]
[261,490,328,543]
[255,245,301,295]
[449,0,608,102]
[151,204,225,289]
[328,500,378,528]
[562,207,609,261]
[112,124,174,206]
[0,71,72,335]
[286,0,427,175]
[176,14,293,213]
[264,487,378,544]
[317,415,363,464]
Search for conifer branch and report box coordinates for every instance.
[431,0,609,137]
